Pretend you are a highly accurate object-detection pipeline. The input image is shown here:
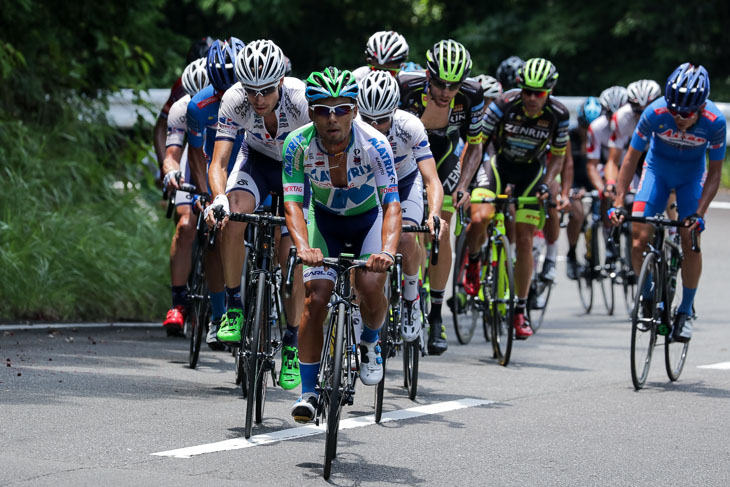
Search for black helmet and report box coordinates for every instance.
[186,36,214,64]
[496,56,524,90]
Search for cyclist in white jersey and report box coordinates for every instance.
[205,40,311,390]
[352,31,410,83]
[160,58,210,335]
[357,70,446,342]
[282,68,401,423]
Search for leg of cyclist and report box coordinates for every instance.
[463,159,499,295]
[426,208,452,355]
[566,190,584,280]
[277,233,304,390]
[539,180,562,282]
[399,232,422,341]
[164,202,196,335]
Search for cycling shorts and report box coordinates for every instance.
[399,171,424,225]
[474,155,544,226]
[633,159,705,220]
[303,205,382,283]
[429,133,461,196]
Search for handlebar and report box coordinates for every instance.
[285,248,370,297]
[402,215,440,265]
[623,214,700,253]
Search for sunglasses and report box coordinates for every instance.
[361,114,393,126]
[668,107,697,120]
[629,102,646,114]
[521,88,549,99]
[243,83,279,98]
[309,103,356,117]
[430,78,461,91]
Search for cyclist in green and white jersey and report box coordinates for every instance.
[282,68,402,423]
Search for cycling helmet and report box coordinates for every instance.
[186,36,213,64]
[516,58,559,91]
[207,37,245,92]
[305,67,358,102]
[235,39,287,87]
[357,70,400,117]
[474,74,503,99]
[365,31,409,65]
[599,86,628,114]
[665,63,710,114]
[181,57,210,97]
[284,56,292,76]
[577,96,602,127]
[626,79,661,107]
[425,39,472,83]
[496,56,524,90]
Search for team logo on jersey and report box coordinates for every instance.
[504,123,550,139]
[283,134,306,176]
[657,129,707,145]
[537,119,550,127]
[453,104,463,111]
[354,157,361,165]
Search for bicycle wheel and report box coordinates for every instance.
[595,223,614,315]
[323,302,346,480]
[529,280,553,333]
[244,274,267,438]
[451,231,478,344]
[631,252,659,390]
[488,234,515,366]
[187,244,207,369]
[665,246,689,381]
[255,291,271,424]
[621,224,636,316]
[402,338,419,400]
[576,222,594,313]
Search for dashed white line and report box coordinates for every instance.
[697,362,730,370]
[151,398,494,458]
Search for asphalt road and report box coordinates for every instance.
[2,206,730,486]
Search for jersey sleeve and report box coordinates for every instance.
[216,86,245,141]
[466,97,485,145]
[186,98,205,149]
[708,113,727,161]
[549,109,570,156]
[407,116,433,163]
[372,138,400,205]
[586,123,600,160]
[165,97,188,148]
[482,99,504,143]
[281,128,308,204]
[629,108,653,152]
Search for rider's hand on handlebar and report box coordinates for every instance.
[426,213,447,240]
[556,192,571,212]
[204,194,230,229]
[452,189,471,210]
[536,182,550,201]
[684,213,706,233]
[298,247,324,267]
[367,252,394,273]
[608,206,627,226]
[163,170,182,191]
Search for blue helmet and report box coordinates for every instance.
[577,96,602,127]
[665,63,710,114]
[206,37,245,92]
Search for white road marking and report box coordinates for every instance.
[0,322,158,331]
[710,201,730,210]
[151,398,494,458]
[697,362,730,370]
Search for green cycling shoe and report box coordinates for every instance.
[279,345,301,390]
[217,308,243,342]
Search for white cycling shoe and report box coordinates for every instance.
[359,341,383,385]
[401,300,422,342]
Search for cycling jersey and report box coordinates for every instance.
[187,85,245,163]
[159,77,186,119]
[569,127,593,190]
[482,89,570,165]
[608,103,641,151]
[282,119,399,216]
[166,95,193,205]
[216,78,310,160]
[632,98,726,219]
[586,114,613,163]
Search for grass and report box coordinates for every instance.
[0,103,171,321]
[723,159,730,189]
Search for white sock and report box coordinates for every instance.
[403,272,418,302]
[546,242,558,262]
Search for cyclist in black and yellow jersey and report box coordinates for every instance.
[460,58,569,338]
[397,39,484,355]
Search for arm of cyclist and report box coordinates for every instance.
[586,157,604,195]
[369,201,402,273]
[687,158,721,232]
[556,139,573,211]
[283,201,323,267]
[153,115,168,169]
[453,140,483,208]
[418,156,447,237]
[603,146,622,194]
[162,145,183,191]
[205,139,234,228]
[609,146,643,224]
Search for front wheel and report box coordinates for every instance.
[630,252,659,390]
[323,303,345,480]
[487,234,515,367]
[403,339,419,400]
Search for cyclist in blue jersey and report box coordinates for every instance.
[186,38,246,343]
[611,63,726,342]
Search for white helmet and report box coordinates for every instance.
[181,57,209,96]
[235,39,286,87]
[365,31,409,65]
[626,79,661,107]
[357,70,400,117]
[474,74,503,99]
[599,86,628,114]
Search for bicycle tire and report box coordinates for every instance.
[451,231,477,344]
[323,302,345,480]
[529,280,553,333]
[621,225,636,316]
[489,234,515,366]
[403,339,419,400]
[374,334,388,424]
[595,223,614,315]
[631,252,659,390]
[255,291,271,424]
[244,274,266,439]
[187,244,207,369]
[665,245,689,381]
[577,223,594,313]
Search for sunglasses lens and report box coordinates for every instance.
[312,106,330,117]
[334,105,353,116]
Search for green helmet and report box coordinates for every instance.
[425,39,472,83]
[516,58,559,91]
[305,67,359,102]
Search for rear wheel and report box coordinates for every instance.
[452,232,478,344]
[631,252,659,390]
[488,234,515,366]
[187,247,207,369]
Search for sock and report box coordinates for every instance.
[546,242,558,262]
[403,272,418,302]
[678,286,697,315]
[171,285,187,308]
[516,298,527,315]
[568,244,577,259]
[226,285,243,310]
[210,291,226,321]
[360,324,381,344]
[429,289,445,323]
[283,323,299,347]
[299,362,320,394]
[642,273,654,300]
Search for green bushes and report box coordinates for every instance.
[0,105,170,321]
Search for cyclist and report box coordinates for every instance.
[496,56,524,91]
[611,63,726,343]
[282,68,401,422]
[352,31,410,82]
[398,39,484,355]
[153,37,213,179]
[462,58,569,338]
[186,38,246,344]
[357,70,445,342]
[160,58,210,336]
[205,39,312,390]
[563,96,603,279]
